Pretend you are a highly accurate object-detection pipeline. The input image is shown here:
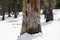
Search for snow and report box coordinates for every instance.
[0,9,60,40]
[0,12,23,40]
[17,33,33,40]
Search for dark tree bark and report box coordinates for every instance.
[20,0,42,35]
[14,4,17,18]
[2,10,5,20]
[0,10,2,16]
[20,0,23,12]
[45,9,53,22]
[8,4,11,17]
[13,0,17,18]
[2,0,5,20]
[43,0,53,22]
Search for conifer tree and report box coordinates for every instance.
[20,0,42,35]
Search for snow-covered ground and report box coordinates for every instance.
[0,9,60,40]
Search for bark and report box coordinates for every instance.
[19,0,23,12]
[8,4,11,17]
[14,4,17,18]
[2,0,5,20]
[20,0,42,35]
[43,0,53,22]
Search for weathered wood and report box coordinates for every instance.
[20,0,42,35]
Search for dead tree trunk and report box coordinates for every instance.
[43,0,53,22]
[20,0,42,35]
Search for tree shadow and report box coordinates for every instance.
[54,18,60,21]
[17,33,43,40]
[41,21,52,26]
[32,33,43,38]
[17,33,33,40]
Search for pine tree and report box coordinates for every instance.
[20,0,42,35]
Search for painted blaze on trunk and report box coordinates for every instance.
[20,0,42,35]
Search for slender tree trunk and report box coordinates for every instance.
[20,0,42,35]
[7,4,11,17]
[13,0,17,18]
[2,0,5,20]
[14,3,17,18]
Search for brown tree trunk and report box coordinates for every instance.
[20,0,42,35]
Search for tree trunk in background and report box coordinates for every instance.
[13,0,17,18]
[19,0,23,12]
[2,0,5,20]
[20,0,42,35]
[43,0,53,22]
[46,0,53,22]
[8,4,11,17]
[14,3,17,18]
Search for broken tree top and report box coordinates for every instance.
[20,0,42,35]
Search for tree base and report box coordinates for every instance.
[14,15,17,18]
[46,19,53,22]
[8,15,11,17]
[27,24,42,34]
[20,24,42,35]
[46,13,53,22]
[27,28,40,34]
[44,9,53,22]
[2,18,4,20]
